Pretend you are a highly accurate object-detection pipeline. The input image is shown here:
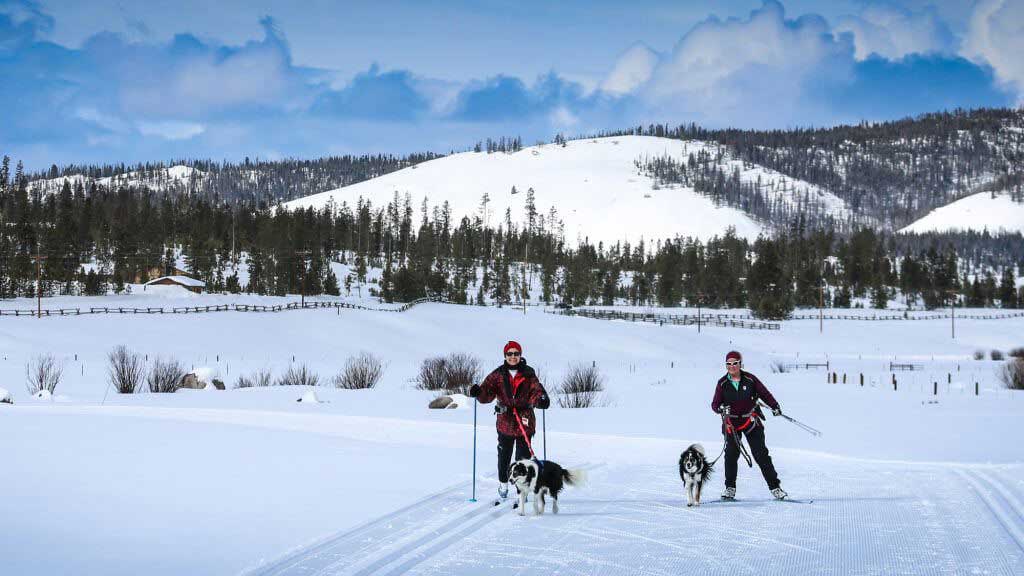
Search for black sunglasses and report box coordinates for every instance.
[505,351,521,357]
[725,361,741,366]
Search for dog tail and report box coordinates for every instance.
[563,468,587,487]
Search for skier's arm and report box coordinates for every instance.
[474,372,500,404]
[527,378,549,409]
[748,373,780,411]
[711,382,724,414]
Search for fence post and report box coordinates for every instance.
[892,374,897,391]
[842,373,847,384]
[860,373,864,386]
[975,382,979,396]
[947,373,951,384]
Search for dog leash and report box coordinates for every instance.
[720,410,753,467]
[511,406,539,460]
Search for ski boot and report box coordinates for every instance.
[771,487,788,500]
[721,486,736,500]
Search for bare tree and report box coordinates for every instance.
[25,354,63,395]
[108,345,145,394]
[277,364,320,387]
[333,352,386,390]
[556,363,605,408]
[416,353,482,395]
[147,357,187,393]
[235,368,273,389]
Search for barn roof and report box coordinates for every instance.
[144,275,206,288]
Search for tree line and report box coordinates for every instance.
[2,154,1022,319]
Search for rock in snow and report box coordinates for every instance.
[0,388,12,404]
[297,389,322,403]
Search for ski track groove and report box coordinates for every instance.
[958,469,1024,556]
[247,481,470,576]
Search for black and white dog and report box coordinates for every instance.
[508,459,586,516]
[679,443,713,507]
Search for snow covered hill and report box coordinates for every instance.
[900,190,1024,235]
[282,136,842,243]
[28,165,206,195]
[2,291,1023,575]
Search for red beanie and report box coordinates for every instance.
[504,341,522,355]
[726,350,742,362]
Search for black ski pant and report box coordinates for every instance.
[724,424,780,490]
[497,432,534,483]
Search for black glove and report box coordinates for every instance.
[772,407,782,417]
[469,384,481,398]
[494,403,507,415]
[536,394,550,410]
[718,405,730,415]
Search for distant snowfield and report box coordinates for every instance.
[901,191,1024,234]
[2,294,1023,575]
[28,164,205,195]
[283,137,779,243]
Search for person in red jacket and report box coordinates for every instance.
[711,350,787,500]
[469,340,550,500]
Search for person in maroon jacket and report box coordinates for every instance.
[469,340,550,500]
[711,350,787,500]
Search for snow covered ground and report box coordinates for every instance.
[28,165,206,195]
[1,292,1023,575]
[900,190,1024,235]
[282,137,778,244]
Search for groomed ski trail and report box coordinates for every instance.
[247,457,1024,576]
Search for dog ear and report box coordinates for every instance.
[526,465,536,484]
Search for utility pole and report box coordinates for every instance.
[295,250,312,307]
[697,291,704,334]
[819,279,824,334]
[948,289,957,339]
[32,250,46,319]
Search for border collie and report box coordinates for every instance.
[508,459,586,516]
[679,443,713,507]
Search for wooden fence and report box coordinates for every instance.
[0,297,444,318]
[550,308,781,330]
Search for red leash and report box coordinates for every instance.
[511,406,538,459]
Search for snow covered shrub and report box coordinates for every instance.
[1009,347,1024,359]
[973,350,985,361]
[25,354,63,395]
[991,350,1005,361]
[556,364,605,409]
[441,353,481,395]
[999,358,1024,390]
[416,353,481,395]
[108,345,145,394]
[333,352,385,390]
[417,357,448,392]
[769,359,790,373]
[235,369,273,389]
[277,364,320,387]
[147,357,187,393]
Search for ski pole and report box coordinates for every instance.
[470,398,478,502]
[542,408,547,461]
[760,402,822,437]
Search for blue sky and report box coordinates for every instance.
[1,0,1021,170]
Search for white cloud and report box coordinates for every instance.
[834,3,957,61]
[75,107,130,133]
[963,0,1024,102]
[137,120,206,140]
[637,1,854,126]
[600,43,659,96]
[549,106,579,128]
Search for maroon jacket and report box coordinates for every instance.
[711,370,780,434]
[476,361,546,438]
